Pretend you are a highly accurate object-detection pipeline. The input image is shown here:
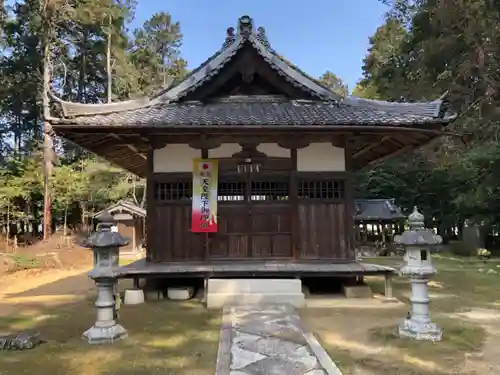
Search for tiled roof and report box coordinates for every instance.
[49,15,455,128]
[94,200,146,218]
[354,199,406,221]
[150,17,340,104]
[51,95,451,127]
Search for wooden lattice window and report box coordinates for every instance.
[298,179,345,200]
[218,181,245,201]
[155,181,192,201]
[251,181,289,201]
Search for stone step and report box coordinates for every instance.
[206,279,305,309]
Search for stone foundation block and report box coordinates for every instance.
[343,284,373,298]
[123,289,145,305]
[206,279,305,308]
[207,292,305,308]
[167,287,194,301]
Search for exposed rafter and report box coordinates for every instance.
[109,134,147,160]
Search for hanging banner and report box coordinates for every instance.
[191,158,218,233]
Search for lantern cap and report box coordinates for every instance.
[408,206,425,230]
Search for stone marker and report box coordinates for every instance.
[394,206,443,341]
[80,211,129,344]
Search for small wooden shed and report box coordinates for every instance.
[94,200,146,252]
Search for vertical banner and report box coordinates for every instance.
[191,158,218,232]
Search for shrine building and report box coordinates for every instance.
[48,16,455,300]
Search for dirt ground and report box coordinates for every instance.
[0,252,499,375]
[0,268,94,318]
[1,233,92,270]
[302,307,500,375]
[0,234,93,317]
[0,262,219,375]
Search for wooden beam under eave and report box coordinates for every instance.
[352,135,392,159]
[368,145,414,166]
[277,138,310,149]
[109,133,147,160]
[189,135,222,150]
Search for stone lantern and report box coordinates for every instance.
[81,211,129,344]
[394,206,442,341]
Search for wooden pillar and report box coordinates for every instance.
[146,143,155,262]
[290,148,298,259]
[343,136,355,260]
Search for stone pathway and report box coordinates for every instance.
[215,305,343,375]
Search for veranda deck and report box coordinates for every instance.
[94,259,396,279]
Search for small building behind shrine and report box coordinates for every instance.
[354,198,406,242]
[93,200,146,258]
[354,198,406,257]
[47,15,456,304]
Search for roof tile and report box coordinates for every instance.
[56,96,448,127]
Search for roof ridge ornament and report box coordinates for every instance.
[238,15,253,39]
[222,27,235,49]
[256,26,271,49]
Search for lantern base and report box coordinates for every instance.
[399,318,442,342]
[83,324,127,344]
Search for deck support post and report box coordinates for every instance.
[384,273,393,298]
[133,277,140,289]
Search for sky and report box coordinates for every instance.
[131,0,389,91]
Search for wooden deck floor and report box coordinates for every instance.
[94,259,396,279]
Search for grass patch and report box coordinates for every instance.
[302,256,499,375]
[3,254,42,271]
[366,256,500,312]
[304,309,489,375]
[370,317,486,356]
[0,299,220,375]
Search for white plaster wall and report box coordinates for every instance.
[153,144,201,173]
[153,142,344,172]
[208,143,241,158]
[297,142,345,172]
[257,143,291,158]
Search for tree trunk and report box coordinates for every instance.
[79,201,87,232]
[63,204,68,237]
[42,23,53,241]
[6,203,10,252]
[106,18,112,103]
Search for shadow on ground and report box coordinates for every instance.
[0,299,221,375]
[4,273,94,298]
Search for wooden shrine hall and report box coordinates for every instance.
[48,16,456,283]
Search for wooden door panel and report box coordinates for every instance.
[209,175,293,259]
[152,205,204,262]
[210,204,248,258]
[250,205,292,257]
[297,202,347,259]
